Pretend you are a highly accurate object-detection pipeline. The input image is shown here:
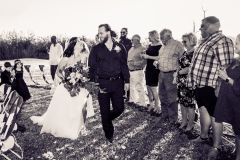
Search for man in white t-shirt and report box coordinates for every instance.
[48,36,63,80]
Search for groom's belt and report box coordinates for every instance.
[129,68,143,72]
[98,76,121,81]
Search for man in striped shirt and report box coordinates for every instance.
[187,16,234,158]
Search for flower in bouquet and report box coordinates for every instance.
[59,61,99,97]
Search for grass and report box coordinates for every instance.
[0,59,237,160]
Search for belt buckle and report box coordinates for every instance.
[110,77,115,81]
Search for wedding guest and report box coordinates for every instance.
[213,34,240,160]
[48,36,63,80]
[141,30,161,115]
[128,34,147,110]
[11,60,31,102]
[89,24,130,144]
[186,16,234,158]
[119,28,132,102]
[174,32,197,131]
[119,28,132,52]
[153,29,184,125]
[0,62,12,86]
[95,34,100,45]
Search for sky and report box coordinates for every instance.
[0,0,239,40]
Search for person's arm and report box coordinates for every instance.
[126,39,132,52]
[218,69,240,95]
[178,67,189,75]
[88,46,97,82]
[56,58,68,81]
[59,44,63,58]
[120,44,130,83]
[48,44,51,55]
[142,54,159,60]
[216,37,234,68]
[177,42,185,68]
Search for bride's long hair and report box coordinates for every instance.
[63,37,78,57]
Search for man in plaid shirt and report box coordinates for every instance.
[154,29,184,125]
[187,16,234,158]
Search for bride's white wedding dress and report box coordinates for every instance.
[30,61,94,140]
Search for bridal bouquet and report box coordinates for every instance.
[59,61,99,97]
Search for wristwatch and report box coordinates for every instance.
[225,77,229,83]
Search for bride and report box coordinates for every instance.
[30,37,95,140]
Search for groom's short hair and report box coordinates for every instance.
[99,24,111,32]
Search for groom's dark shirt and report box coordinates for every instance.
[88,39,130,83]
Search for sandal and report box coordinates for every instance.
[207,147,220,158]
[179,123,188,130]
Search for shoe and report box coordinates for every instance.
[138,106,148,112]
[207,147,220,158]
[185,126,194,132]
[191,136,208,143]
[127,102,134,106]
[107,137,113,143]
[154,112,162,117]
[161,116,169,122]
[17,123,26,133]
[169,121,180,128]
[179,123,188,130]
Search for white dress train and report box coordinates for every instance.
[30,83,95,140]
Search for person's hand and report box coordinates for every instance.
[141,54,148,59]
[153,60,158,68]
[124,83,130,91]
[218,69,228,80]
[89,81,99,86]
[128,59,134,65]
[173,71,178,77]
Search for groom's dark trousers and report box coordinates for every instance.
[98,77,124,140]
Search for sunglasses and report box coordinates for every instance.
[121,32,126,34]
[182,41,187,44]
[200,23,209,29]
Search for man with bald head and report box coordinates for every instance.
[128,34,147,108]
[154,29,184,124]
[187,16,234,158]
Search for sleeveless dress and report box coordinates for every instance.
[11,70,31,101]
[30,61,95,140]
[145,45,161,86]
[176,51,195,108]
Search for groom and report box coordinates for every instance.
[89,24,130,143]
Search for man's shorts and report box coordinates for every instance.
[194,86,217,117]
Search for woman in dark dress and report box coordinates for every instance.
[174,32,197,131]
[11,60,31,102]
[142,30,161,115]
[214,34,240,160]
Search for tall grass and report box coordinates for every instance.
[0,31,96,60]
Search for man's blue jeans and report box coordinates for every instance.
[158,71,178,122]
